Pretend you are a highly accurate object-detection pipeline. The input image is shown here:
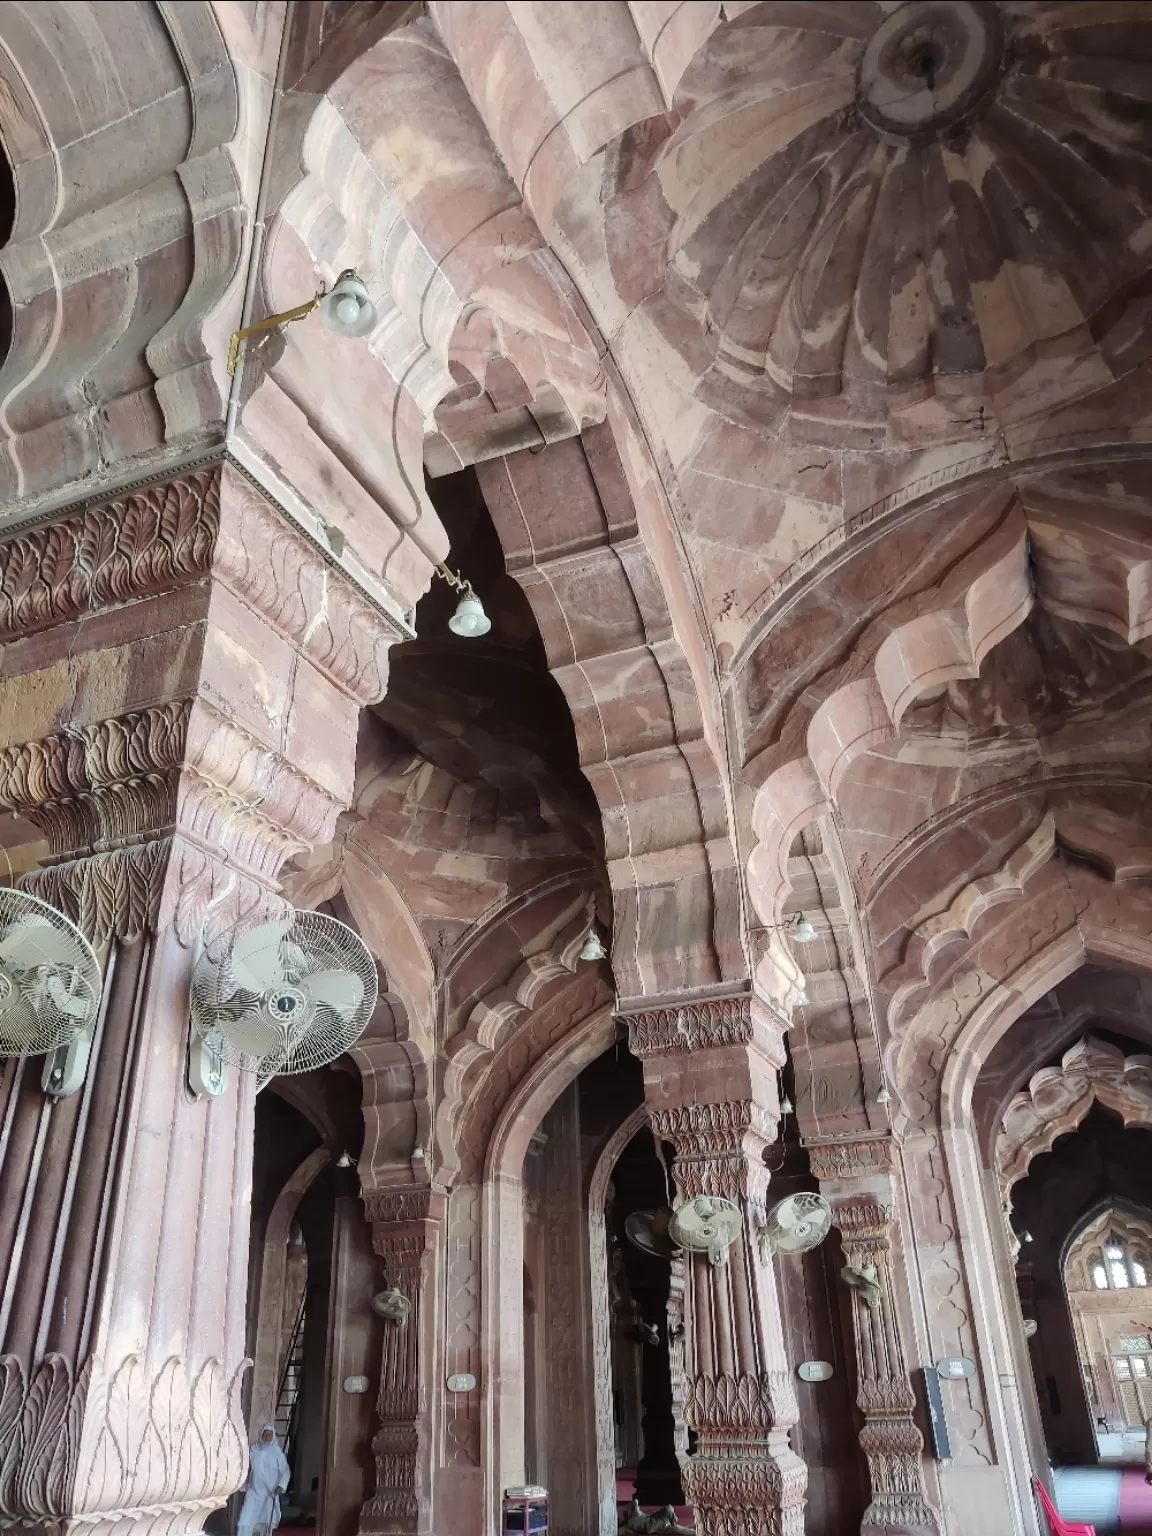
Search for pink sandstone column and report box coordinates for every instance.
[0,463,400,1535]
[626,992,807,1536]
[360,1187,444,1536]
[809,1140,940,1535]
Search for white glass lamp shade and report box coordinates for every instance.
[320,271,378,339]
[448,588,491,637]
[579,929,607,962]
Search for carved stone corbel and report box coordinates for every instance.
[626,991,807,1536]
[809,1141,939,1536]
[361,1187,445,1536]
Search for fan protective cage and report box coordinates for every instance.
[0,887,102,1058]
[768,1192,832,1253]
[191,909,378,1079]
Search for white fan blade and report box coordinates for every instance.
[45,973,93,1022]
[229,919,292,994]
[302,968,363,1019]
[0,998,43,1055]
[220,1012,289,1061]
[0,915,62,970]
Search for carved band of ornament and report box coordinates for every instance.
[682,1446,807,1526]
[372,1235,432,1271]
[859,1422,926,1460]
[364,1188,438,1226]
[21,834,287,947]
[858,1377,918,1418]
[0,469,222,643]
[684,1372,795,1433]
[834,1199,896,1248]
[650,1100,775,1151]
[374,1403,420,1434]
[626,996,754,1058]
[806,1137,896,1181]
[0,701,343,864]
[0,1351,248,1523]
[0,465,398,703]
[363,1492,419,1523]
[863,1492,940,1532]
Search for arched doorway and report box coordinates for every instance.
[234,1064,379,1536]
[989,1021,1152,1469]
[1065,1207,1152,1449]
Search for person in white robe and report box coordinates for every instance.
[238,1424,291,1536]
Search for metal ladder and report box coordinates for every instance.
[274,1291,307,1470]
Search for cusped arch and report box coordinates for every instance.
[886,859,1152,1134]
[997,1036,1152,1193]
[747,485,1152,950]
[1064,1203,1152,1294]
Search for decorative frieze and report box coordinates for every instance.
[0,469,223,643]
[0,463,396,703]
[626,994,755,1058]
[807,1137,896,1183]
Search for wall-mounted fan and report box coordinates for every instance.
[669,1195,744,1266]
[190,910,378,1087]
[625,1208,678,1260]
[0,888,102,1094]
[761,1192,833,1257]
[626,1199,746,1266]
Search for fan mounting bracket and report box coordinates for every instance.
[42,1024,95,1099]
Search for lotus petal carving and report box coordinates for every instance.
[652,1,1152,432]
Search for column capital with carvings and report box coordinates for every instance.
[0,460,402,703]
[806,1135,898,1194]
[0,461,406,944]
[622,990,788,1206]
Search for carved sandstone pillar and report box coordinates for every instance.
[808,1140,939,1536]
[625,992,807,1536]
[361,1187,444,1536]
[0,462,401,1534]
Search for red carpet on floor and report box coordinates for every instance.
[1120,1469,1152,1531]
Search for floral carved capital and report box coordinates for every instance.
[0,462,402,704]
[807,1137,896,1183]
[627,994,755,1057]
[0,700,345,944]
[650,1101,776,1204]
[0,1351,248,1526]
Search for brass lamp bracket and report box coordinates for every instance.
[227,291,325,376]
[434,563,470,592]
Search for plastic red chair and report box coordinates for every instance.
[1034,1478,1096,1536]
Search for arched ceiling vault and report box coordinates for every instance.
[3,1,1152,1177]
